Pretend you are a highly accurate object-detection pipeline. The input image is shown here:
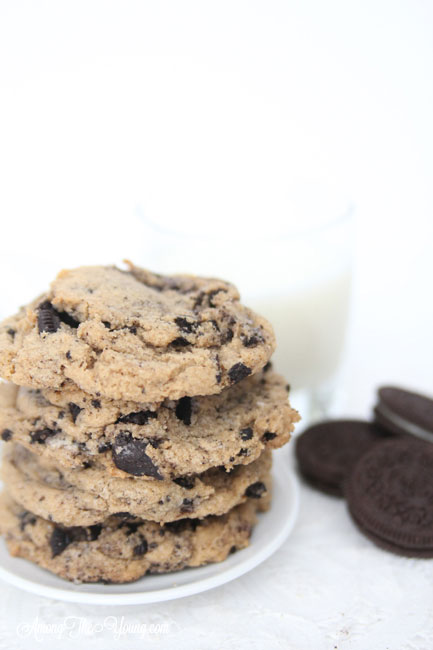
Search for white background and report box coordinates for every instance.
[0,1,433,648]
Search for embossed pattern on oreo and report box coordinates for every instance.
[346,438,433,553]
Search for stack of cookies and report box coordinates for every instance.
[0,263,299,583]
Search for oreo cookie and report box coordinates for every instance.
[346,438,433,557]
[295,420,385,497]
[374,386,433,442]
[350,514,433,558]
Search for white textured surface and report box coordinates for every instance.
[1,444,433,649]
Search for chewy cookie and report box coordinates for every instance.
[0,263,275,402]
[295,420,386,496]
[0,367,297,478]
[0,262,297,583]
[346,438,433,557]
[3,443,272,526]
[374,385,433,442]
[0,493,265,583]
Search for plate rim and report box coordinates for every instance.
[0,457,300,605]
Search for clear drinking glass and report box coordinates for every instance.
[137,187,354,426]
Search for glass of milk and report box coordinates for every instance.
[137,185,354,424]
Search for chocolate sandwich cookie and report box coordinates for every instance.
[0,263,275,402]
[295,420,386,496]
[346,437,433,557]
[374,385,433,442]
[0,493,264,583]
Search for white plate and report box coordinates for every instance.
[0,455,299,605]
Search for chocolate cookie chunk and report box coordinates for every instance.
[346,438,433,557]
[374,385,433,442]
[295,420,385,496]
[111,433,163,478]
[0,263,275,402]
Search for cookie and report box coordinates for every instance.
[346,438,433,557]
[295,420,386,496]
[0,368,298,478]
[374,385,433,442]
[2,443,272,526]
[0,493,264,583]
[0,263,275,401]
[349,512,433,558]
